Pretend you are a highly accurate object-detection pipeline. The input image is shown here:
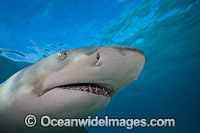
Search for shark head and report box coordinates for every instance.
[0,45,145,126]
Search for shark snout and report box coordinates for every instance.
[89,46,145,97]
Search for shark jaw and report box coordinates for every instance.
[41,83,113,98]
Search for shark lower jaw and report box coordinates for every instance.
[41,83,113,98]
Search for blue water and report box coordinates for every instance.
[0,0,200,132]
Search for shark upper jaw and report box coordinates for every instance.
[40,83,114,98]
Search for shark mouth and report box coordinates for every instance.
[42,83,113,97]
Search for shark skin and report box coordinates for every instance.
[0,45,145,132]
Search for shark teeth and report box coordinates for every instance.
[63,84,110,97]
[95,87,98,94]
[83,87,86,91]
[89,85,92,92]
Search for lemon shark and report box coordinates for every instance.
[0,45,145,132]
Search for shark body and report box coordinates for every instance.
[0,45,145,132]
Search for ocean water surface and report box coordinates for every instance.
[0,0,200,132]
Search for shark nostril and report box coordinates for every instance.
[96,52,100,60]
[95,52,102,66]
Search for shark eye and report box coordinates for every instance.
[96,52,100,60]
[58,52,69,59]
